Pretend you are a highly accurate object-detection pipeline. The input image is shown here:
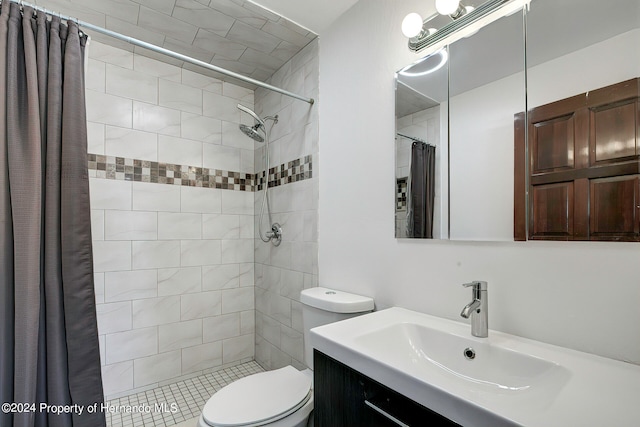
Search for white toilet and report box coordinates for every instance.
[197,287,374,427]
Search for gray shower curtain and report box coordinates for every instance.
[0,3,105,427]
[407,142,436,238]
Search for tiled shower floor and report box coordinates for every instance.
[106,361,264,427]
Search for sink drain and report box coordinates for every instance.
[463,347,476,360]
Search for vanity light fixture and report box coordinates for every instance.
[435,0,470,18]
[402,0,521,53]
[401,12,424,38]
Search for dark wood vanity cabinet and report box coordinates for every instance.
[514,78,640,241]
[314,350,460,427]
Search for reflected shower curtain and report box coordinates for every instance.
[407,142,436,238]
[0,4,105,427]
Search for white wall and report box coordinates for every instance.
[318,0,640,364]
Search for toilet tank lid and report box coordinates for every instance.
[300,287,374,313]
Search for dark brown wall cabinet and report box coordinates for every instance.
[515,78,640,241]
[314,350,460,427]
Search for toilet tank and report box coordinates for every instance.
[300,287,374,369]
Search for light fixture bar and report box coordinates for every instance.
[409,0,510,52]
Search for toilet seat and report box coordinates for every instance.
[201,366,312,427]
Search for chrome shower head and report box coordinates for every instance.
[237,104,265,127]
[237,103,267,143]
[239,123,264,142]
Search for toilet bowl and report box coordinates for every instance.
[197,287,374,427]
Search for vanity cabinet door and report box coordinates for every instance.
[313,350,375,426]
[314,350,461,427]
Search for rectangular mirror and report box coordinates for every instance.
[395,49,449,239]
[448,8,525,241]
[396,0,639,242]
[395,5,525,241]
[521,0,640,241]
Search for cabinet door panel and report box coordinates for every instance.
[314,350,461,427]
[531,182,574,239]
[314,350,375,427]
[532,114,576,173]
[591,100,638,165]
[590,176,639,240]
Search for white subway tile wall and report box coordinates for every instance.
[89,36,319,400]
[88,41,257,399]
[253,40,319,370]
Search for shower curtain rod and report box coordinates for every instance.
[7,0,315,105]
[396,132,432,145]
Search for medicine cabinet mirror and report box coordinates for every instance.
[395,0,640,241]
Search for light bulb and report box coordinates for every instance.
[401,12,424,38]
[435,0,461,15]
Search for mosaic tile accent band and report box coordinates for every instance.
[396,177,408,211]
[87,154,313,192]
[258,155,313,190]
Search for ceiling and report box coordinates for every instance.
[246,0,359,34]
[33,0,349,88]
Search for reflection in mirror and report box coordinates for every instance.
[395,49,449,239]
[448,8,525,241]
[521,0,640,241]
[395,0,639,242]
[527,0,639,109]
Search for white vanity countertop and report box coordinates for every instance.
[310,307,640,427]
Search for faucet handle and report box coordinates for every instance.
[462,281,487,291]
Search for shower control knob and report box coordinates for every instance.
[269,223,283,246]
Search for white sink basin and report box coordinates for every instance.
[310,307,640,427]
[355,322,568,393]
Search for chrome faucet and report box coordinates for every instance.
[460,281,488,338]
